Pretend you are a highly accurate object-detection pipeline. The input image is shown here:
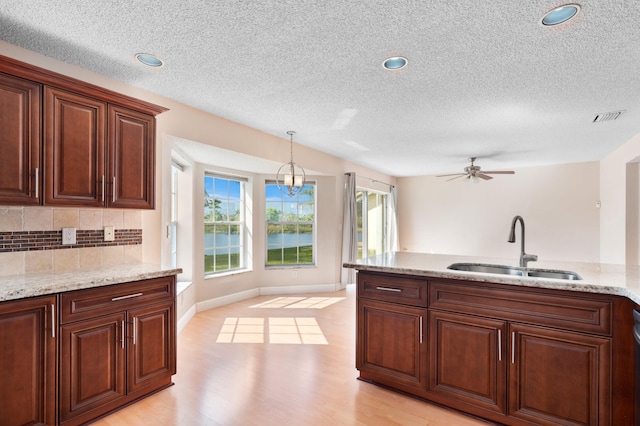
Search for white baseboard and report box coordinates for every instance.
[180,284,344,330]
[177,304,196,335]
[195,288,261,313]
[259,283,342,295]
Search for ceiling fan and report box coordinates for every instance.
[436,157,515,182]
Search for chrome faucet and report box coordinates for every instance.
[508,215,538,268]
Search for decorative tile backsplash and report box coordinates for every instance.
[0,229,142,253]
[0,207,144,276]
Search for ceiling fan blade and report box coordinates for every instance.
[482,171,515,175]
[476,173,493,180]
[436,173,465,178]
[447,175,467,182]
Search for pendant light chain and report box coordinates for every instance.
[276,130,306,197]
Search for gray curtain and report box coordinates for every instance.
[341,172,357,287]
[386,185,398,253]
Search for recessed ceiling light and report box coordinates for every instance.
[541,4,581,26]
[135,53,164,67]
[382,56,408,70]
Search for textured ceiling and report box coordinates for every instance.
[1,1,640,177]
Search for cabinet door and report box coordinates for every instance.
[428,310,507,414]
[59,312,126,423]
[0,296,56,426]
[357,299,427,389]
[44,86,106,206]
[127,301,176,393]
[0,72,41,205]
[509,323,611,426]
[108,105,155,209]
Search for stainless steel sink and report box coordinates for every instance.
[447,263,582,280]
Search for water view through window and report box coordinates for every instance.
[265,182,315,266]
[204,175,245,274]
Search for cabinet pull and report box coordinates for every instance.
[51,303,55,338]
[111,292,143,301]
[34,167,39,199]
[101,175,105,202]
[511,331,516,364]
[112,176,116,203]
[375,286,402,293]
[121,320,126,349]
[133,317,137,345]
[498,329,502,362]
[419,316,423,344]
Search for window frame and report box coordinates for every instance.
[356,189,388,259]
[170,162,182,269]
[204,173,248,276]
[265,180,316,268]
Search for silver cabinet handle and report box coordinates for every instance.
[511,331,516,364]
[121,320,126,349]
[419,316,423,344]
[375,286,402,293]
[112,176,116,203]
[51,303,55,338]
[133,317,137,345]
[101,175,105,202]
[111,292,143,301]
[498,329,502,362]
[34,167,39,199]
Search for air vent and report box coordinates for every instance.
[593,110,625,123]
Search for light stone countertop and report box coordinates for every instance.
[0,263,183,302]
[344,252,640,305]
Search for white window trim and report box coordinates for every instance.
[265,180,317,268]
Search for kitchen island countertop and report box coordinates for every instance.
[344,252,640,305]
[0,263,182,302]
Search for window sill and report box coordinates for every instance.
[204,268,252,280]
[177,281,193,295]
[265,264,316,270]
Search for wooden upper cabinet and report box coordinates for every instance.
[0,54,167,209]
[44,87,106,206]
[0,72,41,205]
[108,105,155,209]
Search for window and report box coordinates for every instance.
[204,174,246,274]
[265,182,315,266]
[357,191,387,259]
[170,163,181,268]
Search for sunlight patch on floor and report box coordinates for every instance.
[250,297,345,309]
[216,317,328,344]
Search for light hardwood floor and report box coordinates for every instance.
[94,287,493,426]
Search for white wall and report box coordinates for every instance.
[0,42,394,302]
[600,133,640,264]
[397,162,601,263]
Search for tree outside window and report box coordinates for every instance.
[204,175,245,274]
[265,182,315,266]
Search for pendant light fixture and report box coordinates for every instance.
[276,130,306,197]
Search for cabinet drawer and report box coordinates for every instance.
[429,280,612,335]
[60,276,175,324]
[358,272,427,306]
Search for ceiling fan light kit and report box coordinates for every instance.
[436,157,515,182]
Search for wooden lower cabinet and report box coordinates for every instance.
[357,299,427,389]
[0,295,56,426]
[127,302,176,393]
[59,312,126,424]
[509,323,611,426]
[356,272,629,426]
[428,310,507,414]
[58,277,176,425]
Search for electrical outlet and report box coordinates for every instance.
[104,226,115,242]
[62,227,76,245]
